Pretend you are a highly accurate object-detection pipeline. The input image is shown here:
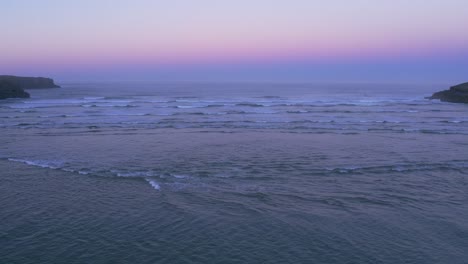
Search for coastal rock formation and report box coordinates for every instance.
[0,75,60,89]
[0,80,30,99]
[429,82,468,103]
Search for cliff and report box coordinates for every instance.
[0,75,60,89]
[428,82,468,104]
[0,80,30,99]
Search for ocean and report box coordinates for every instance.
[1,82,467,263]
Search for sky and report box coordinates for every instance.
[1,0,468,83]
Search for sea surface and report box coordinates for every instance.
[1,82,468,263]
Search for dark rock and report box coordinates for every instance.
[0,75,60,89]
[428,82,468,103]
[0,80,30,99]
[450,82,468,93]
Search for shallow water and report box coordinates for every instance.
[1,82,468,263]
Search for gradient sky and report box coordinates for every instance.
[1,0,468,83]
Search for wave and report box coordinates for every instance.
[287,110,309,114]
[417,129,467,135]
[14,122,43,127]
[145,178,161,190]
[173,96,198,100]
[7,158,63,169]
[235,103,267,107]
[113,170,156,177]
[38,113,152,118]
[38,114,81,118]
[5,157,195,192]
[325,161,468,174]
[175,104,226,109]
[23,99,85,104]
[83,97,105,100]
[5,99,90,109]
[359,120,402,124]
[6,157,468,195]
[3,98,432,114]
[6,104,72,109]
[176,105,206,109]
[81,104,138,108]
[439,120,467,124]
[8,156,468,179]
[5,120,467,135]
[256,95,282,99]
[172,112,206,116]
[6,158,94,175]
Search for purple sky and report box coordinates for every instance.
[1,0,468,83]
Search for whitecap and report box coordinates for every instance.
[145,178,161,190]
[114,170,155,177]
[83,97,105,100]
[176,105,200,109]
[172,174,189,179]
[8,158,62,169]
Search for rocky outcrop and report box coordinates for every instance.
[428,82,468,103]
[0,75,60,89]
[0,80,30,99]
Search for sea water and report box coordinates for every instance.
[1,82,467,263]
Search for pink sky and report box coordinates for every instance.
[1,0,468,82]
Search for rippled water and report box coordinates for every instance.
[1,82,468,263]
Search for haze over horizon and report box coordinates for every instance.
[2,0,468,83]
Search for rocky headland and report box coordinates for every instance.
[428,82,468,103]
[0,75,60,89]
[0,80,30,99]
[0,75,60,99]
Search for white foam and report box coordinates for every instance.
[8,158,63,169]
[7,105,42,109]
[83,97,105,100]
[81,104,137,108]
[114,170,155,177]
[173,174,189,179]
[23,99,85,104]
[176,105,199,109]
[145,178,161,190]
[6,158,97,175]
